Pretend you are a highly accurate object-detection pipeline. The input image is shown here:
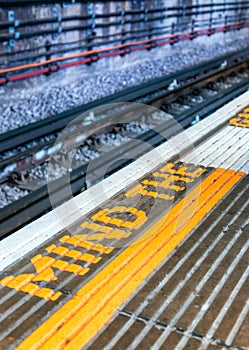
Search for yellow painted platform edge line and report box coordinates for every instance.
[16,169,220,349]
[63,170,244,350]
[17,170,244,350]
[16,169,244,350]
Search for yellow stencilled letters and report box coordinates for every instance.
[0,249,91,301]
[230,109,249,128]
[77,206,148,242]
[231,116,249,128]
[45,244,102,264]
[0,162,205,302]
[159,163,206,179]
[126,181,175,200]
[92,206,147,229]
[0,274,61,301]
[126,163,205,200]
[0,254,63,301]
[60,235,114,254]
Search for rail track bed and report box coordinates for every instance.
[2,48,249,237]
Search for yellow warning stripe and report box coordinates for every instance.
[16,168,244,350]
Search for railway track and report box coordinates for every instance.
[1,47,249,238]
[1,45,249,155]
[1,52,249,185]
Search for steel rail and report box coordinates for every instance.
[1,46,249,155]
[1,65,249,238]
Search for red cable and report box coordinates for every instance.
[1,21,248,86]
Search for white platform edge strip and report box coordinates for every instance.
[0,90,248,271]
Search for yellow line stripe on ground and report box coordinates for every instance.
[16,169,244,350]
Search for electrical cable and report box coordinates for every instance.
[0,19,247,84]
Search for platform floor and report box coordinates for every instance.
[0,95,248,350]
[88,175,249,350]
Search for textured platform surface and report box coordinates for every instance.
[0,92,248,350]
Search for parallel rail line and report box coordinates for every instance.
[1,48,249,238]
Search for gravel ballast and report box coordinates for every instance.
[0,31,249,135]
